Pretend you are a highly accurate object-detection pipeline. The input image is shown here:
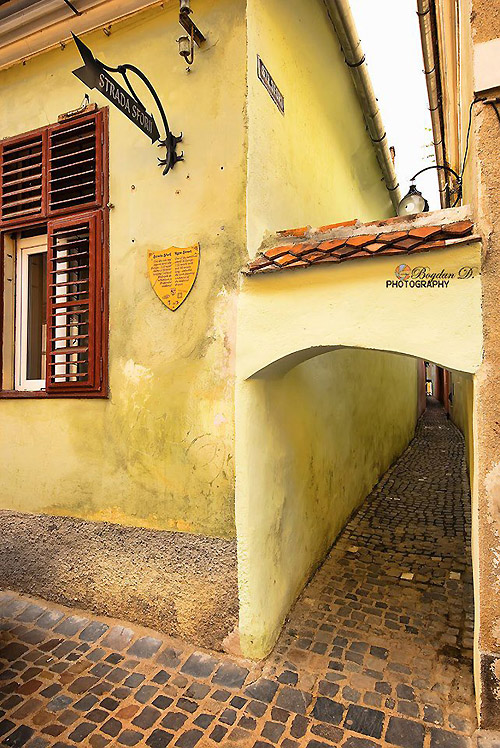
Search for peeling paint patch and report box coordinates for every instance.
[122,359,154,385]
[486,461,500,525]
[480,652,500,729]
[491,618,500,647]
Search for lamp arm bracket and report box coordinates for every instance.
[410,164,461,183]
[179,10,206,47]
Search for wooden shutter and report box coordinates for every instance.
[45,211,106,395]
[47,111,104,216]
[0,129,46,224]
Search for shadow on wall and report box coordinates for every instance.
[236,346,421,659]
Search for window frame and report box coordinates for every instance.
[0,106,109,399]
[0,126,47,227]
[14,234,48,392]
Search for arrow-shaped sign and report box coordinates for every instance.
[72,34,160,143]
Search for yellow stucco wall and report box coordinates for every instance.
[238,242,483,380]
[0,0,247,538]
[450,371,475,481]
[236,348,418,658]
[246,0,393,253]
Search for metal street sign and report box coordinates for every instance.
[257,55,285,115]
[71,33,183,173]
[72,35,159,142]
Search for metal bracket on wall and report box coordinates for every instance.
[179,4,206,47]
[72,33,183,175]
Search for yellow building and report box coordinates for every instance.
[0,0,484,694]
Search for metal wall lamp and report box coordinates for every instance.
[397,165,461,216]
[178,0,206,67]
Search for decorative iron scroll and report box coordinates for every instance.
[72,33,183,175]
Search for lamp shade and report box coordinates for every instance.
[397,184,429,217]
[178,35,191,58]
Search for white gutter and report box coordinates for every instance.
[416,0,448,207]
[323,0,401,211]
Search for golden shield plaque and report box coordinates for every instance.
[148,244,200,311]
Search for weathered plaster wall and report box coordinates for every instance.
[417,359,427,418]
[0,510,238,650]
[450,371,474,479]
[245,0,393,253]
[236,348,418,659]
[0,0,247,538]
[467,0,500,727]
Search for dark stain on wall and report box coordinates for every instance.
[0,510,238,651]
[479,651,500,729]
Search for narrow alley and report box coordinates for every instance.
[0,400,476,748]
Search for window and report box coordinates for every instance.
[0,106,108,397]
[15,234,47,391]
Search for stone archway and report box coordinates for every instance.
[234,237,482,663]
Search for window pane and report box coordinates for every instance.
[26,252,47,380]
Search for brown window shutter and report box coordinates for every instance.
[0,129,46,224]
[45,210,106,395]
[47,110,104,216]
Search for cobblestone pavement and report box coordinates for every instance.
[0,399,476,748]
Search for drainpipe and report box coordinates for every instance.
[323,0,401,211]
[416,0,449,207]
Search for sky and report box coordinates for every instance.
[348,0,441,210]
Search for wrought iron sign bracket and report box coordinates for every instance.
[72,33,183,175]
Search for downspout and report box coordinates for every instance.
[416,0,449,207]
[323,0,401,211]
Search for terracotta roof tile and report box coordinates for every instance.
[314,255,340,264]
[277,226,309,238]
[376,230,408,243]
[443,220,473,236]
[285,260,310,269]
[408,225,442,239]
[275,252,298,266]
[318,239,346,252]
[364,242,387,253]
[250,264,275,274]
[302,250,328,263]
[409,239,446,252]
[345,234,378,248]
[333,245,358,258]
[247,256,272,271]
[264,244,293,261]
[348,250,372,259]
[289,242,320,257]
[317,219,358,232]
[244,212,475,275]
[390,237,422,251]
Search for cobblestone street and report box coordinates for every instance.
[0,399,476,747]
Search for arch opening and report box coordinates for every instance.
[235,344,475,665]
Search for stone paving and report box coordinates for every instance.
[0,399,476,747]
